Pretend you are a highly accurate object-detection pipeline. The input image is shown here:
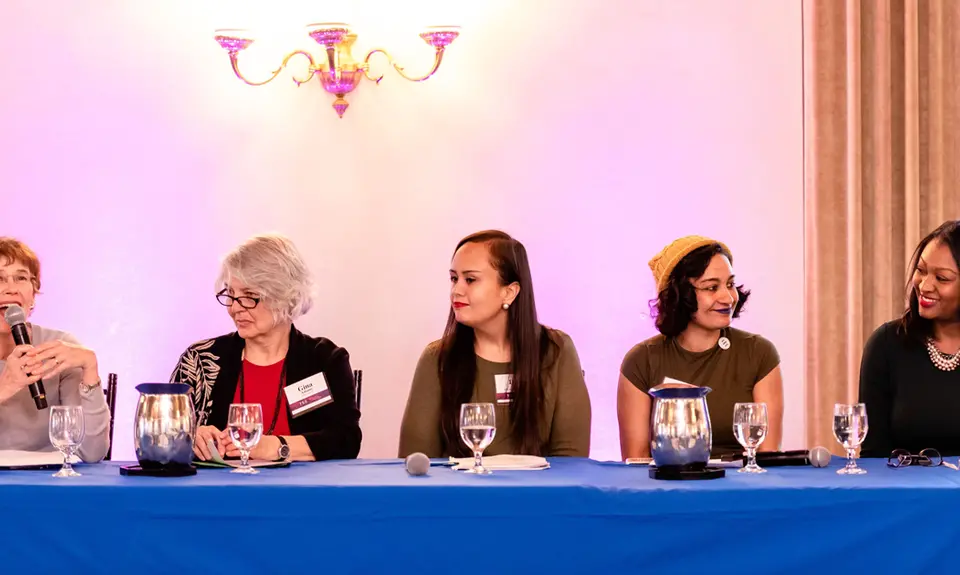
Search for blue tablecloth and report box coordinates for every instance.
[2,457,958,574]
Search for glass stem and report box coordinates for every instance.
[846,447,856,469]
[747,446,757,468]
[62,449,72,473]
[241,448,250,470]
[473,449,482,470]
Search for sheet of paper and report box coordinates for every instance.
[661,377,696,387]
[207,439,227,464]
[626,457,654,465]
[0,450,76,468]
[197,440,288,468]
[194,459,290,469]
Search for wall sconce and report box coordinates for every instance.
[213,23,460,118]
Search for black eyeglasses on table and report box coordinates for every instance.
[887,448,943,468]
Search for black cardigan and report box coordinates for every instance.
[169,325,361,460]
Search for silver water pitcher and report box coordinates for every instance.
[648,383,713,469]
[133,383,196,469]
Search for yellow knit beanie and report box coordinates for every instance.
[648,235,732,293]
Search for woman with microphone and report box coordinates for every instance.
[0,238,111,462]
[398,230,592,458]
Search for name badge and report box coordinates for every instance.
[495,374,514,404]
[283,372,333,417]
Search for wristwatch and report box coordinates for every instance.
[79,379,101,395]
[277,436,290,460]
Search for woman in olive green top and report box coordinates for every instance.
[399,230,591,458]
[617,236,784,459]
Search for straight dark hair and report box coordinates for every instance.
[897,220,960,342]
[438,230,557,456]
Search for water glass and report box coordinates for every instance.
[833,403,868,475]
[227,403,263,474]
[459,403,496,475]
[49,406,85,478]
[733,402,768,474]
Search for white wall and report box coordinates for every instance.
[0,0,803,460]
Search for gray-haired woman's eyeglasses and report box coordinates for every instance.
[216,290,261,309]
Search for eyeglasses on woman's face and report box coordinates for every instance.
[216,290,260,310]
[0,273,32,287]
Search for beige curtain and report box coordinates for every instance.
[804,0,960,452]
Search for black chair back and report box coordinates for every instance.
[353,369,362,410]
[104,373,118,461]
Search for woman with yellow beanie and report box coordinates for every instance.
[616,236,784,459]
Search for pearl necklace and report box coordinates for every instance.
[926,339,960,371]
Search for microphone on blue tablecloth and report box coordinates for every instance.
[809,446,831,468]
[405,452,430,476]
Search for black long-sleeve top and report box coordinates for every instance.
[859,320,960,457]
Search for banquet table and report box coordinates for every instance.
[2,457,958,574]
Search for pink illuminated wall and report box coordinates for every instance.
[0,0,802,461]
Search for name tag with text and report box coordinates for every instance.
[495,374,514,404]
[283,372,333,417]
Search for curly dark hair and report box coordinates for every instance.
[897,220,960,343]
[648,243,751,337]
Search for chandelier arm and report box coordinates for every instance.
[362,48,445,83]
[228,50,318,87]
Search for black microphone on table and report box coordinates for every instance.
[405,452,430,476]
[746,447,832,467]
[3,305,47,410]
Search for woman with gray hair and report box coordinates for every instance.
[170,234,361,462]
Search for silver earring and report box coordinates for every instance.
[502,303,509,310]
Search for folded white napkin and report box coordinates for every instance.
[449,454,550,471]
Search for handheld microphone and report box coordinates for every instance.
[809,446,832,468]
[3,305,47,409]
[405,452,430,476]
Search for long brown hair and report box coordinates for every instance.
[897,220,960,343]
[438,230,557,456]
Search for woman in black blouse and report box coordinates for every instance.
[859,221,960,457]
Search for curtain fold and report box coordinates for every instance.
[804,0,960,452]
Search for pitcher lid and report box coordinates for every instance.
[648,384,712,399]
[136,383,191,395]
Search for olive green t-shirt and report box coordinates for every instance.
[398,329,591,458]
[620,327,780,456]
